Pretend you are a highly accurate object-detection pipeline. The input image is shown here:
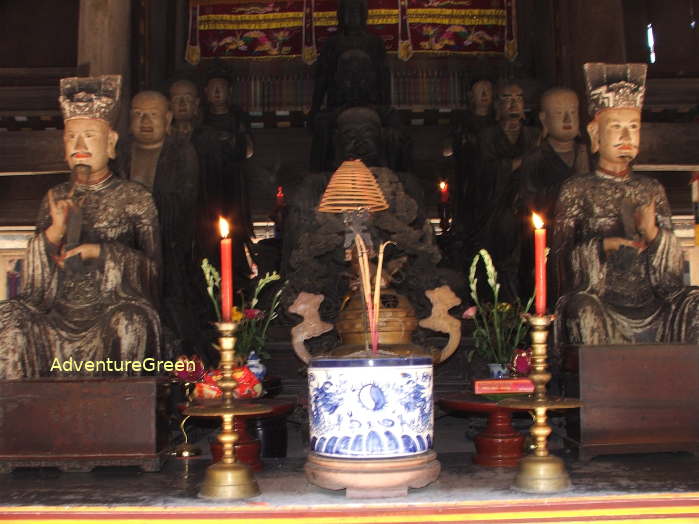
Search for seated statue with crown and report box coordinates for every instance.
[0,75,162,379]
[553,63,699,345]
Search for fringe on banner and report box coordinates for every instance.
[185,2,201,65]
[302,0,318,65]
[505,0,518,61]
[397,0,413,61]
[691,171,699,246]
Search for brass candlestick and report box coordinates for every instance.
[185,321,272,499]
[498,314,581,493]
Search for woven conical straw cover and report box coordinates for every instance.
[317,159,389,213]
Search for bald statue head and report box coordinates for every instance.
[539,87,580,143]
[130,91,172,148]
[469,80,493,116]
[169,79,199,123]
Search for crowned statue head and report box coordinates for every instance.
[59,75,121,180]
[130,90,172,149]
[539,87,580,144]
[584,63,647,174]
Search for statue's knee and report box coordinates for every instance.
[565,294,603,321]
[110,305,149,333]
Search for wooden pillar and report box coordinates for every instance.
[77,0,132,133]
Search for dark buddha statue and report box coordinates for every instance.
[192,70,254,283]
[308,0,408,173]
[309,51,410,173]
[310,0,389,118]
[476,83,540,301]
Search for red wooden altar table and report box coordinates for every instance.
[438,392,528,467]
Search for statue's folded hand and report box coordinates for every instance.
[603,236,644,253]
[57,243,101,269]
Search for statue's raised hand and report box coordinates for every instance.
[45,188,74,245]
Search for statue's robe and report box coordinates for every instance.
[311,30,389,115]
[475,124,539,300]
[519,138,589,302]
[192,108,252,277]
[449,110,495,228]
[0,176,162,379]
[115,136,200,358]
[520,138,589,224]
[553,170,699,345]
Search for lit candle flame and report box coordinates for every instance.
[439,181,447,191]
[532,212,544,229]
[219,217,230,238]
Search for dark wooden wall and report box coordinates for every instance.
[0,0,80,68]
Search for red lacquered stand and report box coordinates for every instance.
[210,398,296,471]
[439,393,527,467]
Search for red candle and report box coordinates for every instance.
[532,212,547,315]
[276,186,285,207]
[439,180,449,203]
[219,217,233,321]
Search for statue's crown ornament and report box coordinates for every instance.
[59,75,122,124]
[584,63,647,117]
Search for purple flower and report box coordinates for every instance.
[462,306,477,319]
[244,308,264,320]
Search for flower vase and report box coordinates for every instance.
[488,363,509,379]
[246,351,267,381]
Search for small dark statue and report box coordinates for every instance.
[444,79,495,228]
[475,83,539,301]
[192,70,254,277]
[308,0,409,172]
[553,63,699,345]
[310,0,389,118]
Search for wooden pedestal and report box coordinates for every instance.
[0,377,169,473]
[563,344,699,461]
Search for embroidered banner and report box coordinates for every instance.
[186,0,517,64]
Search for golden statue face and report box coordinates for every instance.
[169,81,199,122]
[130,92,171,146]
[63,118,117,173]
[588,107,641,165]
[540,90,579,142]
